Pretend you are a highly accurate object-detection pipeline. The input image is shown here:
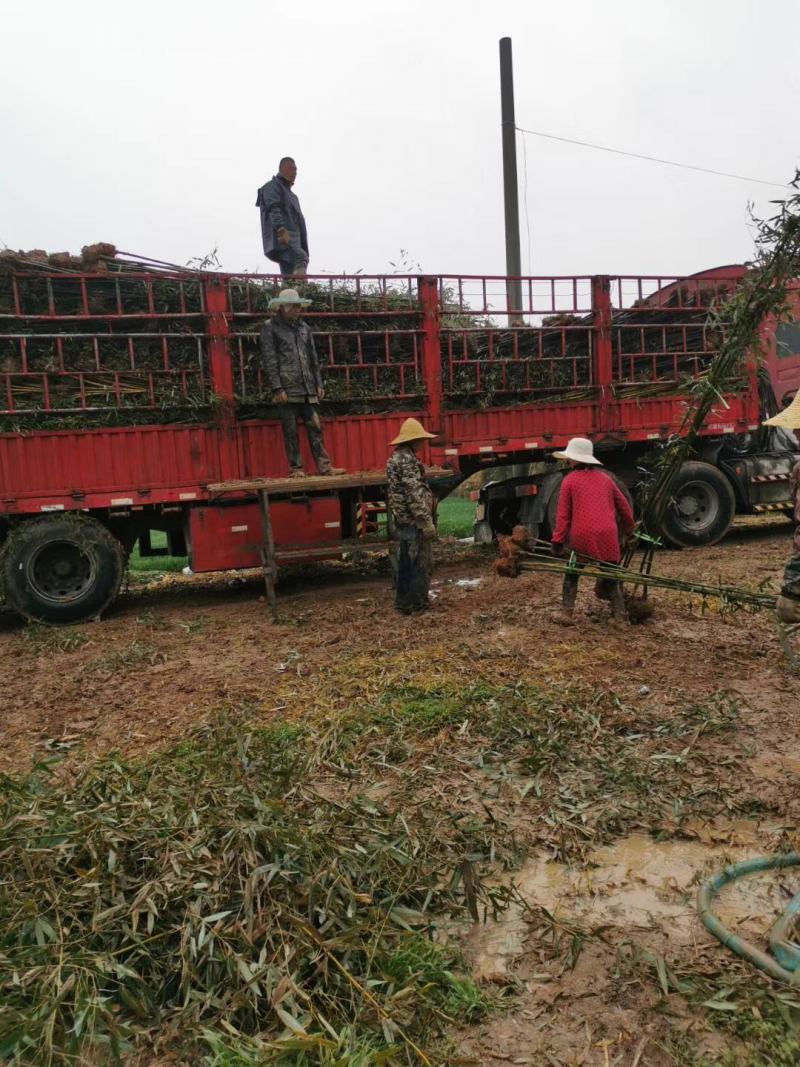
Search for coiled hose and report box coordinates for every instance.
[697,854,800,983]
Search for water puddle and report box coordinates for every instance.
[466,824,795,981]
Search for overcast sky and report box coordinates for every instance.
[2,0,798,280]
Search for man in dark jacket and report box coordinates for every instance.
[255,158,309,277]
[260,289,344,478]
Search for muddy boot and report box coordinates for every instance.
[319,464,346,476]
[288,467,306,479]
[608,585,629,628]
[554,577,577,625]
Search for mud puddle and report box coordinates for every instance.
[466,825,796,982]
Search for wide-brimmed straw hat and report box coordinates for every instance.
[552,437,603,465]
[763,392,800,429]
[268,288,311,310]
[389,417,437,446]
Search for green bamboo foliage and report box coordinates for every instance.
[519,549,775,614]
[633,174,800,550]
[0,715,486,1065]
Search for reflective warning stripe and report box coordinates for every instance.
[755,469,793,482]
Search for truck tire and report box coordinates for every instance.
[657,461,735,548]
[2,515,124,624]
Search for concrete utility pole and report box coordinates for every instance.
[499,36,523,323]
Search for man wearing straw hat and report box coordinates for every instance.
[386,418,438,614]
[260,289,344,478]
[550,436,635,626]
[763,395,800,636]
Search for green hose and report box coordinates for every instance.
[697,854,800,983]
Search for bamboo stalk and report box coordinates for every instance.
[519,549,776,610]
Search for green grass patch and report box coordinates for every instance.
[0,715,484,1066]
[436,495,475,538]
[88,640,166,673]
[321,680,754,862]
[19,623,91,653]
[128,530,187,573]
[0,680,759,1064]
[641,950,800,1066]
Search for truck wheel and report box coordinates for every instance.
[657,461,735,548]
[2,515,124,624]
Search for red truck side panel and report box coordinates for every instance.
[0,425,220,510]
[189,497,341,571]
[237,412,429,480]
[0,268,766,533]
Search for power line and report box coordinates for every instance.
[515,125,790,190]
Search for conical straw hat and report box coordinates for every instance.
[389,417,437,445]
[763,392,800,429]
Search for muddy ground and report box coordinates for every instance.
[3,514,800,1065]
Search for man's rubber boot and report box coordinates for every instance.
[554,582,577,626]
[288,467,306,479]
[609,586,629,627]
[319,465,346,476]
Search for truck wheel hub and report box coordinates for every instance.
[675,481,718,530]
[27,541,97,604]
[678,493,703,518]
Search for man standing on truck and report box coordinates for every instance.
[386,418,438,614]
[255,157,309,277]
[261,289,345,478]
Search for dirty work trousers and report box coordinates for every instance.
[562,558,624,615]
[276,232,309,277]
[278,402,331,473]
[775,550,800,667]
[393,523,432,614]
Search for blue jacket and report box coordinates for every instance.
[255,175,309,262]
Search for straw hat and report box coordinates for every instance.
[268,288,311,310]
[552,437,603,465]
[389,417,437,446]
[763,392,800,429]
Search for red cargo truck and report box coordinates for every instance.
[0,258,798,623]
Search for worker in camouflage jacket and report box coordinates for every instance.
[386,418,438,613]
[763,398,800,655]
[260,289,344,478]
[255,157,309,277]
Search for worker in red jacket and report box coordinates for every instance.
[550,437,635,625]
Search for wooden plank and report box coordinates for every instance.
[275,540,387,561]
[207,467,453,496]
[257,490,278,621]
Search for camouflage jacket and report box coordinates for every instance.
[783,461,800,598]
[386,445,433,528]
